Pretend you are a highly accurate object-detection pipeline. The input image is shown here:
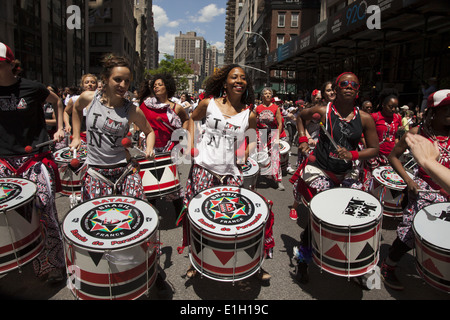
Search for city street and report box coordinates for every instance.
[0,146,449,302]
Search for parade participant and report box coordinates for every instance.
[64,74,98,143]
[361,100,373,113]
[138,73,189,218]
[321,81,336,103]
[288,85,330,220]
[70,54,155,201]
[290,72,379,283]
[0,42,66,282]
[255,88,285,190]
[43,85,59,138]
[381,89,450,290]
[361,88,402,190]
[178,64,274,281]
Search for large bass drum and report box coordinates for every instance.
[309,188,383,278]
[187,186,269,282]
[62,196,159,300]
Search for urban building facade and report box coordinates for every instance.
[267,0,450,106]
[0,0,89,88]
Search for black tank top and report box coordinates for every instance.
[313,103,363,174]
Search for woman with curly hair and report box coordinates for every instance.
[177,64,274,281]
[70,54,155,200]
[138,73,189,151]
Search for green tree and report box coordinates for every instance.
[145,54,194,93]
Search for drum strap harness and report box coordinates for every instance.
[0,151,61,192]
[86,161,137,195]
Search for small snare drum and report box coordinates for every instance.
[279,141,291,172]
[242,157,259,190]
[187,186,269,282]
[54,146,87,196]
[250,152,270,176]
[413,202,450,293]
[0,178,43,274]
[62,196,159,300]
[371,166,414,218]
[132,149,181,200]
[310,188,383,278]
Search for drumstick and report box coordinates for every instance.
[70,147,80,168]
[417,189,441,194]
[121,137,133,149]
[314,117,349,163]
[24,140,56,153]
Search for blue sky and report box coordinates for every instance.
[152,0,227,60]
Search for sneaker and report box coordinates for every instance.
[380,261,404,290]
[289,208,298,220]
[287,167,295,174]
[47,268,65,284]
[295,262,309,284]
[277,182,285,191]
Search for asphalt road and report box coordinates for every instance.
[0,146,449,302]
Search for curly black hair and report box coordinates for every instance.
[204,64,255,106]
[139,73,177,104]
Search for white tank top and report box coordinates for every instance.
[195,99,250,176]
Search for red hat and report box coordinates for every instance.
[427,89,450,109]
[0,43,14,63]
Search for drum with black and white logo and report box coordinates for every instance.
[54,146,87,196]
[62,196,159,300]
[187,186,269,282]
[371,166,414,218]
[0,178,43,274]
[242,157,259,190]
[310,188,383,278]
[413,202,450,293]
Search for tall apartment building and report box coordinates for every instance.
[174,31,207,92]
[0,0,89,87]
[205,44,218,77]
[88,0,139,86]
[134,0,158,74]
[225,0,236,65]
[246,0,320,95]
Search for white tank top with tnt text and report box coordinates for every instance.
[194,99,250,177]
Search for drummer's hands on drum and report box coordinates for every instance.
[146,147,155,160]
[69,136,82,151]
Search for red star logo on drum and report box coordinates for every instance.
[0,187,13,199]
[90,209,133,233]
[209,197,247,220]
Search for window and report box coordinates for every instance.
[278,13,285,27]
[291,13,299,28]
[277,35,284,48]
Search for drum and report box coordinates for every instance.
[371,166,414,218]
[0,178,44,274]
[62,196,159,300]
[136,151,181,200]
[54,146,87,196]
[413,202,450,293]
[309,188,383,277]
[279,141,291,171]
[187,186,269,282]
[242,157,259,190]
[250,152,270,176]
